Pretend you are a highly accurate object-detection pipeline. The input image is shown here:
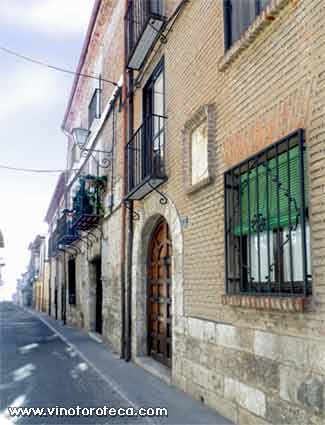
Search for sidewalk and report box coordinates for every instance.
[29,309,232,425]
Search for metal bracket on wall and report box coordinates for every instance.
[58,245,81,257]
[56,249,65,259]
[148,183,168,205]
[77,233,92,248]
[87,231,98,243]
[160,34,168,44]
[80,148,113,169]
[124,201,140,221]
[69,245,82,256]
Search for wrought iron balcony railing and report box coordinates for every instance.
[126,0,165,69]
[48,233,58,258]
[72,176,106,232]
[125,113,167,200]
[56,212,79,248]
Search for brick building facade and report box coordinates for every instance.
[40,1,325,424]
[126,0,325,423]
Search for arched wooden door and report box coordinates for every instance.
[147,219,172,368]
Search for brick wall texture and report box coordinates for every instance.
[131,0,325,423]
[45,0,325,424]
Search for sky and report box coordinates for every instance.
[0,0,95,300]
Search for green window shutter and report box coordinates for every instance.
[234,146,307,236]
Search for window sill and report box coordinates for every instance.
[218,0,291,72]
[185,176,212,195]
[221,294,310,313]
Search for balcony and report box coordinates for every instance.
[56,212,79,248]
[126,0,165,70]
[72,176,106,232]
[125,113,167,200]
[48,234,58,258]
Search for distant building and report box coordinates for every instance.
[0,230,4,289]
[0,229,4,248]
[16,235,44,308]
[28,235,45,310]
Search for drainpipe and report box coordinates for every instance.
[125,70,134,362]
[124,0,135,363]
[62,251,67,325]
[48,258,52,316]
[120,0,128,359]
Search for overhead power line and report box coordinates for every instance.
[0,45,118,86]
[0,164,72,174]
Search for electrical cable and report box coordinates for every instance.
[0,164,75,174]
[0,45,118,86]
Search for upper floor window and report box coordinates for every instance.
[88,85,101,129]
[143,59,165,177]
[224,0,272,49]
[224,130,312,297]
[125,58,167,200]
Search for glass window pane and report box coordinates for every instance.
[230,0,257,44]
[248,231,274,283]
[259,0,272,11]
[283,222,311,282]
[153,72,164,116]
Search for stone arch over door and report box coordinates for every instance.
[132,196,184,373]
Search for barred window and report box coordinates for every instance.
[224,0,272,49]
[224,130,312,297]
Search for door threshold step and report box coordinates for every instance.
[134,356,171,385]
[88,332,103,343]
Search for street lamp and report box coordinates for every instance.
[71,127,91,147]
[71,126,113,168]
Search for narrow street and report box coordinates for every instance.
[0,302,231,424]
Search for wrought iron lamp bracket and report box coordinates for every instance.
[80,147,113,169]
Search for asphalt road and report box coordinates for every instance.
[0,302,143,424]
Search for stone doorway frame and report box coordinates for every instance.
[87,255,102,333]
[131,195,184,375]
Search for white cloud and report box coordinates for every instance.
[0,0,94,38]
[0,67,62,123]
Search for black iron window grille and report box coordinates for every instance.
[125,113,166,198]
[68,258,76,305]
[224,0,272,49]
[88,88,101,129]
[224,129,312,297]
